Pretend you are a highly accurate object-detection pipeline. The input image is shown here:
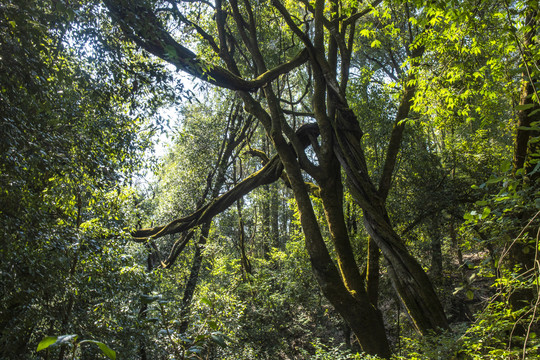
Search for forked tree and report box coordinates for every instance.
[104,0,450,356]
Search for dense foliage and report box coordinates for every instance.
[1,0,539,359]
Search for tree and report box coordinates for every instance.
[101,0,460,356]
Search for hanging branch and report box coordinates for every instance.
[104,0,309,91]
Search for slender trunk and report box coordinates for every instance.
[513,10,540,177]
[262,184,271,258]
[270,184,280,249]
[450,219,463,266]
[236,199,252,275]
[138,244,158,360]
[366,237,380,307]
[179,222,211,334]
[430,235,443,281]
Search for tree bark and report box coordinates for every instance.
[366,237,380,307]
[271,129,391,357]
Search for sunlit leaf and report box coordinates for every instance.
[37,336,57,352]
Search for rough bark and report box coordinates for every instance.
[268,124,391,357]
[132,154,284,240]
[132,123,319,242]
[332,116,448,333]
[104,0,309,91]
[509,9,539,308]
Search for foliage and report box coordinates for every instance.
[0,0,175,358]
[1,0,540,358]
[37,334,116,360]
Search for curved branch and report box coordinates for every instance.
[104,0,308,91]
[132,154,284,240]
[133,123,321,241]
[378,44,425,201]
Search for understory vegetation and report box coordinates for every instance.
[1,0,539,359]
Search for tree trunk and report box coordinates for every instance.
[366,237,380,307]
[513,9,540,178]
[236,199,252,276]
[509,8,539,309]
[261,184,271,258]
[270,184,280,249]
[430,235,443,281]
[179,222,211,334]
[333,110,449,334]
[363,211,448,333]
[260,111,391,356]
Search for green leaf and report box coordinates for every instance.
[359,29,371,37]
[188,346,202,354]
[140,294,160,304]
[208,320,218,330]
[466,290,474,300]
[145,317,160,324]
[80,340,116,360]
[200,297,212,307]
[515,103,535,111]
[210,332,227,348]
[37,336,57,352]
[370,39,381,48]
[96,342,116,360]
[500,159,511,173]
[486,176,502,184]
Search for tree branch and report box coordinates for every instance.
[104,0,308,91]
[377,44,425,201]
[133,123,320,240]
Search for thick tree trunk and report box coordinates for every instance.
[283,150,391,357]
[333,114,449,333]
[363,211,449,333]
[509,9,539,309]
